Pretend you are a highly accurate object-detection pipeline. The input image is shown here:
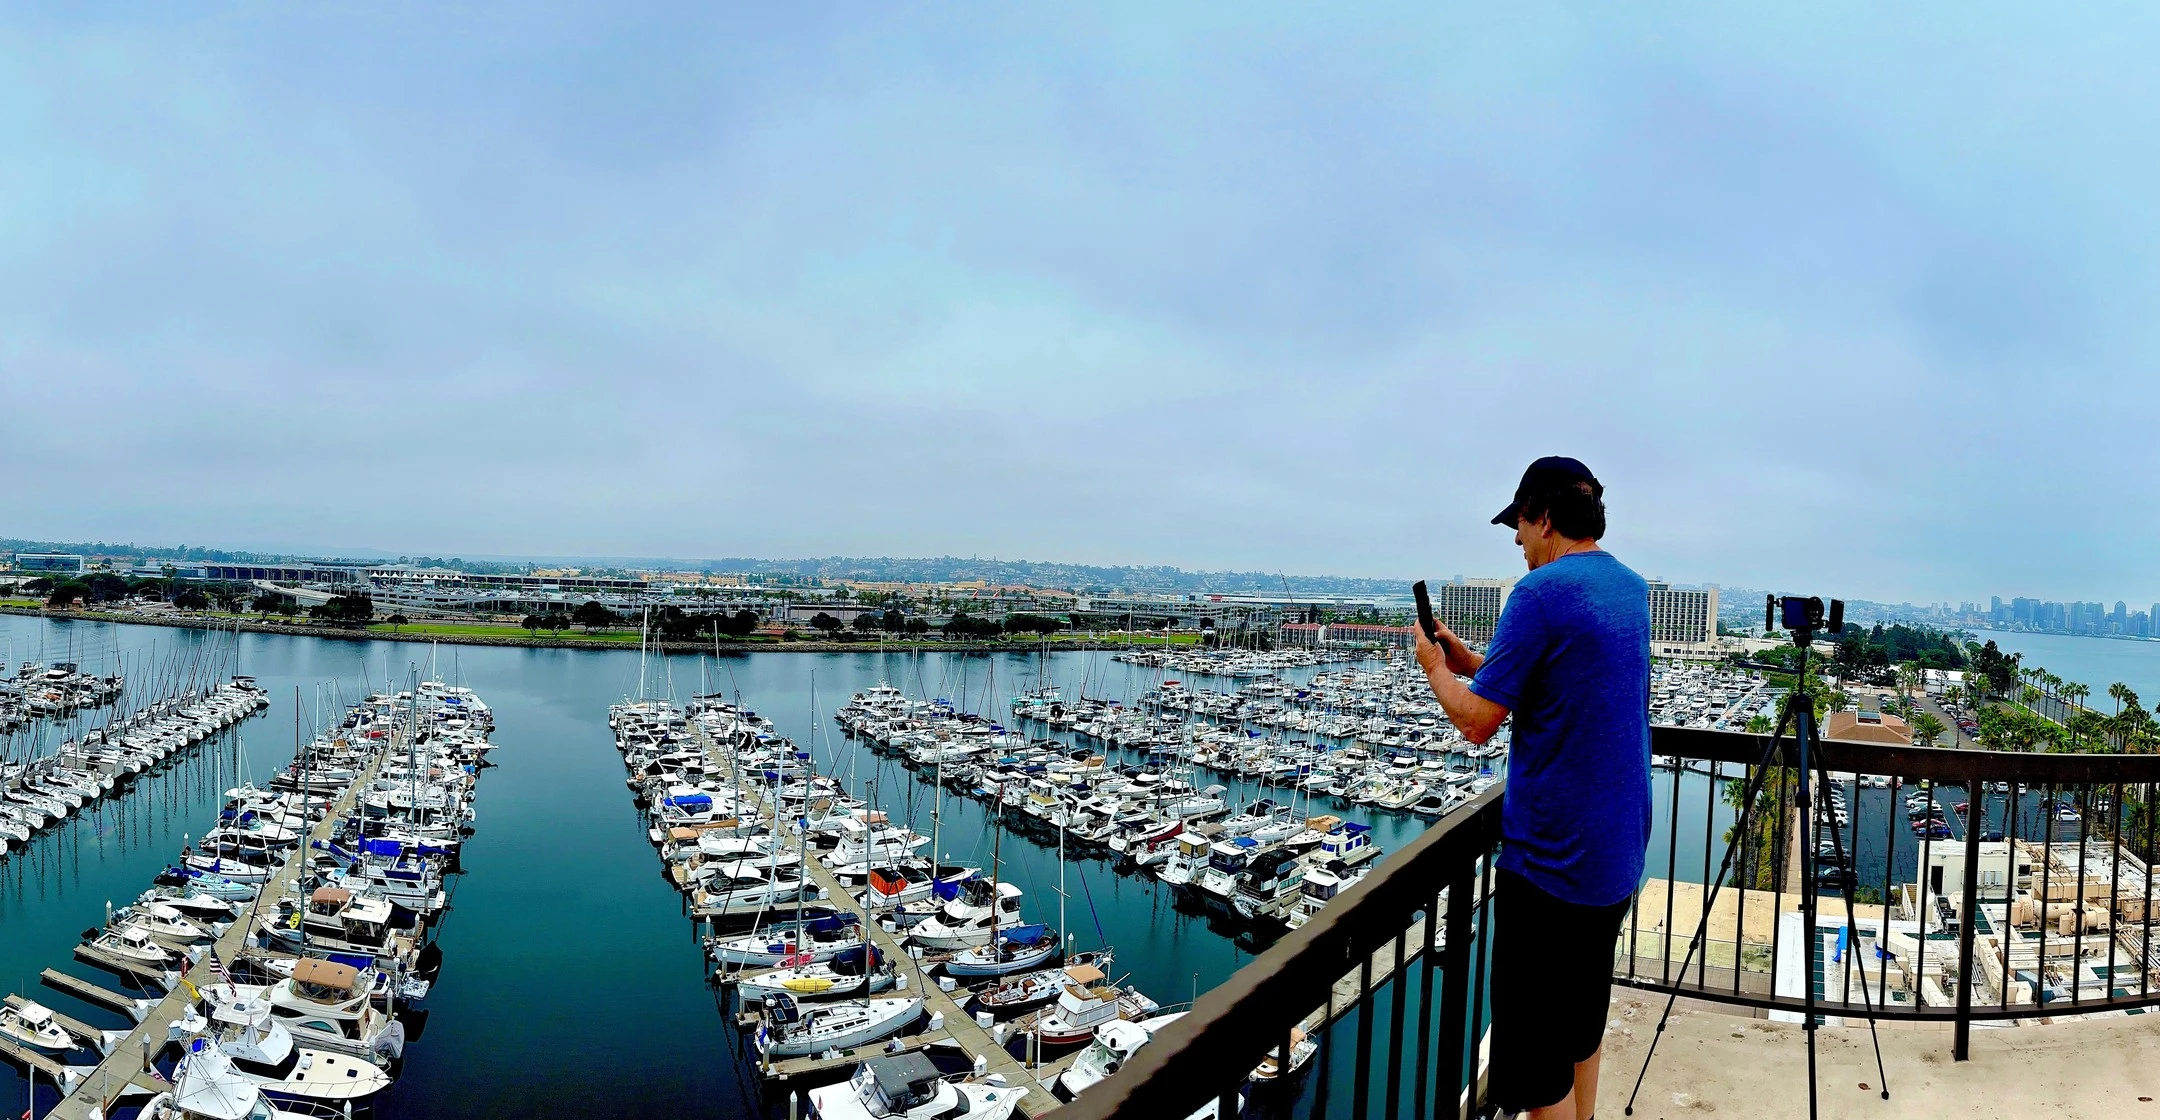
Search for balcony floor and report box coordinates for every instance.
[1596,993,2160,1119]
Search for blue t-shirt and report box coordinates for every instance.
[1468,551,1651,907]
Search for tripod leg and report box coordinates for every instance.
[1623,703,1797,1117]
[1812,755,1891,1100]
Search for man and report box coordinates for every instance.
[1412,456,1651,1120]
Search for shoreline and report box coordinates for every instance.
[0,605,1189,655]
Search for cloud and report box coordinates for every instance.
[1,3,2155,603]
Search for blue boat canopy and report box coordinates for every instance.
[663,793,714,809]
[805,913,860,935]
[1233,836,1259,848]
[831,944,883,972]
[997,923,1050,945]
[327,953,372,970]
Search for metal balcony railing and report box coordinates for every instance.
[1051,724,2160,1120]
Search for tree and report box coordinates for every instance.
[172,586,211,611]
[252,590,298,615]
[1910,712,1946,748]
[84,572,132,603]
[904,617,929,635]
[853,612,880,632]
[1005,613,1066,636]
[22,577,53,594]
[309,593,375,627]
[49,581,93,608]
[882,609,905,633]
[572,601,617,632]
[545,612,571,635]
[386,613,410,632]
[522,614,544,636]
[810,612,843,634]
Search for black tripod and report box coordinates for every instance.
[1624,597,1890,1119]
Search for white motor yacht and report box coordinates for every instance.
[807,1052,1027,1120]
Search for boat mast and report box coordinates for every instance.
[988,794,1003,959]
[297,685,307,957]
[862,776,875,1009]
[795,695,812,933]
[1057,812,1067,957]
[638,606,650,701]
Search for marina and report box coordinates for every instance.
[2,613,2155,1117]
[0,675,502,1120]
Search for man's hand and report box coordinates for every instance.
[1414,616,1479,679]
[1413,619,1447,677]
[1414,617,1508,744]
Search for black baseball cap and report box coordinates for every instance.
[1491,456,1603,526]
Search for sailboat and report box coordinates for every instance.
[754,992,924,1058]
[734,943,895,1002]
[946,809,1066,978]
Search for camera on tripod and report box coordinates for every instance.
[1765,593,1845,639]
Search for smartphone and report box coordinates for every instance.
[1412,580,1440,643]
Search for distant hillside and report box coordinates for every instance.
[656,556,1409,596]
[3,538,1411,595]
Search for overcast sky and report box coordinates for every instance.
[2,4,2154,603]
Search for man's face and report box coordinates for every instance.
[1514,513,1556,571]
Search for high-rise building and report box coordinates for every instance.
[1436,579,1511,643]
[1645,581,1717,647]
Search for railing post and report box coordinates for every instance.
[1954,773,1984,1061]
[1436,861,1475,1120]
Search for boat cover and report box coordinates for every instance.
[292,958,360,989]
[867,1051,942,1099]
[996,923,1050,945]
[830,945,883,973]
[805,914,859,936]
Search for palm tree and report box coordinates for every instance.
[2065,681,2091,715]
[1911,712,1946,748]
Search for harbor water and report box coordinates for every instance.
[0,614,1752,1118]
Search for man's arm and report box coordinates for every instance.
[1413,622,1509,744]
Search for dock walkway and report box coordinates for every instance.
[41,733,392,1120]
[685,720,1070,1119]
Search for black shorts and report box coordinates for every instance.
[1487,867,1633,1114]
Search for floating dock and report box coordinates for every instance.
[39,971,155,1022]
[680,718,1073,1119]
[37,727,394,1120]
